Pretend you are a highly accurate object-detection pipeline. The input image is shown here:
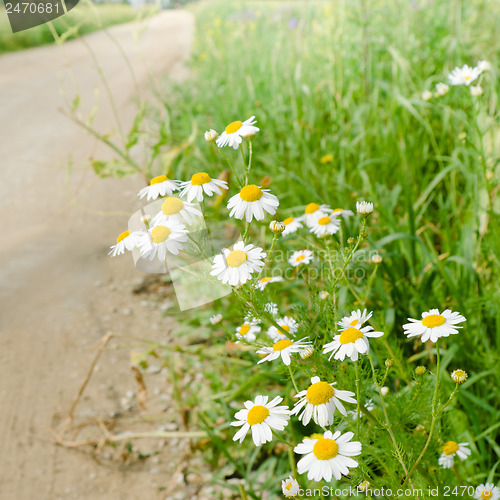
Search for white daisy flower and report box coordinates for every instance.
[256,276,283,291]
[138,175,180,201]
[257,337,312,366]
[448,64,482,86]
[477,60,492,72]
[227,184,279,223]
[294,430,362,482]
[337,308,373,329]
[231,395,290,446]
[470,85,484,97]
[288,249,314,267]
[323,311,384,362]
[282,475,300,497]
[450,369,468,384]
[438,441,471,469]
[138,221,188,260]
[403,309,466,343]
[267,316,299,342]
[301,203,332,227]
[211,241,266,286]
[151,196,203,226]
[356,201,374,216]
[180,172,228,203]
[281,216,303,237]
[291,376,356,426]
[209,314,223,325]
[474,483,500,500]
[330,207,354,220]
[235,318,261,341]
[309,213,341,237]
[216,116,260,149]
[264,302,278,315]
[109,230,142,257]
[435,82,449,96]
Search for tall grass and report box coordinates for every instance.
[143,0,500,493]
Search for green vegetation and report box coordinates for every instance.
[88,0,500,497]
[0,2,156,54]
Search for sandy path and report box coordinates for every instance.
[0,11,196,500]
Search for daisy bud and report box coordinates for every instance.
[458,132,467,141]
[347,237,356,245]
[435,82,449,97]
[358,481,371,492]
[269,220,286,234]
[282,476,299,497]
[450,369,468,384]
[300,346,315,360]
[319,291,329,301]
[381,386,389,396]
[204,129,219,143]
[209,313,223,325]
[421,90,433,101]
[415,365,427,376]
[356,201,374,217]
[371,254,383,264]
[470,85,483,97]
[141,213,151,225]
[385,358,394,367]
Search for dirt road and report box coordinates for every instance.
[0,10,198,500]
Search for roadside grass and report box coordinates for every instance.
[0,2,157,54]
[145,0,500,495]
[79,0,500,497]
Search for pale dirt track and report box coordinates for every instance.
[0,10,198,500]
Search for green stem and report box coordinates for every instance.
[432,341,441,417]
[238,482,248,500]
[402,384,459,487]
[217,147,243,187]
[288,448,298,478]
[271,429,294,448]
[355,360,361,439]
[245,140,253,185]
[288,364,300,394]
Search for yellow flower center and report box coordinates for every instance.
[481,491,493,500]
[339,327,364,344]
[116,230,130,243]
[286,483,293,491]
[273,339,293,351]
[225,120,243,134]
[260,277,271,283]
[247,405,269,425]
[305,203,320,214]
[151,226,171,243]
[281,325,290,332]
[349,319,359,326]
[332,208,343,213]
[161,197,184,215]
[240,184,263,202]
[465,75,471,81]
[239,324,250,335]
[150,175,168,185]
[226,250,247,267]
[422,314,446,328]
[283,217,294,225]
[312,438,339,460]
[318,216,331,226]
[191,172,211,185]
[296,255,305,262]
[442,441,459,455]
[306,381,334,405]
